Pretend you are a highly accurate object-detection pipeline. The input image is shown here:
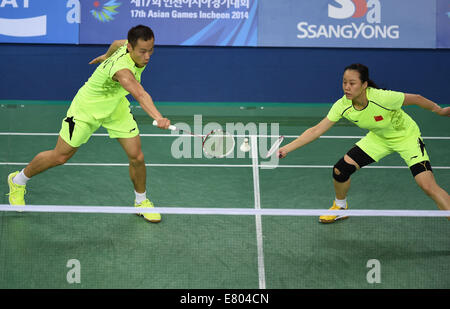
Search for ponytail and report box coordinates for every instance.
[367,79,379,89]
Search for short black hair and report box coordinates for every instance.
[128,25,154,47]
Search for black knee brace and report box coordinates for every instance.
[410,160,432,177]
[333,158,357,182]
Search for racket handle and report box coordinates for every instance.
[152,120,176,131]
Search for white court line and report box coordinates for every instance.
[1,205,449,217]
[0,162,449,169]
[0,132,449,140]
[250,135,266,290]
[2,132,447,169]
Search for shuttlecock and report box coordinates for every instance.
[240,138,250,152]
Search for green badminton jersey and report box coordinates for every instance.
[72,41,146,119]
[327,87,420,140]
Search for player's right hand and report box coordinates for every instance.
[155,118,171,130]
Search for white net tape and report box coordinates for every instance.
[0,205,449,217]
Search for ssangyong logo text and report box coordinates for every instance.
[297,0,400,40]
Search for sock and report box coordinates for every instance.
[335,197,347,209]
[135,191,147,204]
[13,169,30,186]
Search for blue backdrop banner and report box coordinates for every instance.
[79,0,258,46]
[0,0,79,43]
[257,0,437,48]
[0,0,445,48]
[436,0,450,48]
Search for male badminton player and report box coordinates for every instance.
[7,25,169,223]
[278,63,450,223]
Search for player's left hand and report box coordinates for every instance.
[435,106,450,117]
[278,147,288,159]
[89,54,107,64]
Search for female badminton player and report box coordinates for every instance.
[278,63,450,223]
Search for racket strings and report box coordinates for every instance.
[203,130,235,158]
[266,136,284,158]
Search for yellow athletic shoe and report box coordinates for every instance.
[7,171,26,207]
[135,199,161,223]
[319,201,348,224]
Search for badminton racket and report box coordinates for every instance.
[152,120,235,158]
[265,136,284,158]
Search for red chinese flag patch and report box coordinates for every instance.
[374,115,384,122]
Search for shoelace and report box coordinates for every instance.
[6,185,26,197]
[6,189,26,204]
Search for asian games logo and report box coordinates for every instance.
[91,0,121,22]
[297,0,400,40]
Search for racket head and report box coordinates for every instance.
[202,129,235,158]
[265,136,284,158]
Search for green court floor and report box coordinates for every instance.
[0,101,449,289]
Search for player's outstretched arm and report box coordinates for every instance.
[89,39,127,64]
[403,93,450,117]
[279,117,336,158]
[114,68,170,129]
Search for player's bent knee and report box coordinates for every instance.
[54,153,72,166]
[129,151,145,164]
[333,158,357,182]
[420,184,435,197]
